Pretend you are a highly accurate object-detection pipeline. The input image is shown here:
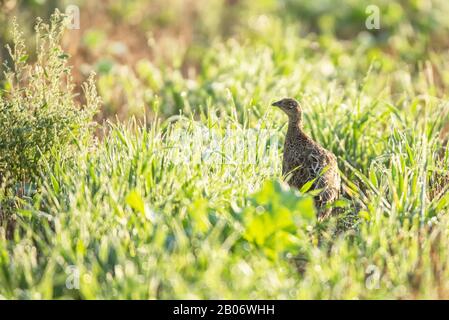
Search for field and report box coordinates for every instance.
[1,0,449,299]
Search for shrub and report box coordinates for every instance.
[0,12,100,186]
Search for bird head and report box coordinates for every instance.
[272,98,302,119]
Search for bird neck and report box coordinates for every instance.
[286,116,306,139]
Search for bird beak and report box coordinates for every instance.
[272,100,282,107]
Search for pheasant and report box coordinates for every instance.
[272,98,341,219]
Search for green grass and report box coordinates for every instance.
[2,6,449,299]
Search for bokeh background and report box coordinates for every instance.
[2,0,449,120]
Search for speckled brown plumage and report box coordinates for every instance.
[273,98,341,219]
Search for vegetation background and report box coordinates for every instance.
[1,0,449,299]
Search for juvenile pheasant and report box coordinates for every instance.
[272,98,340,219]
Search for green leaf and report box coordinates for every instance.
[58,53,69,60]
[299,177,317,193]
[189,198,211,233]
[126,189,145,215]
[50,174,60,193]
[359,210,371,221]
[243,180,316,260]
[19,54,29,63]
